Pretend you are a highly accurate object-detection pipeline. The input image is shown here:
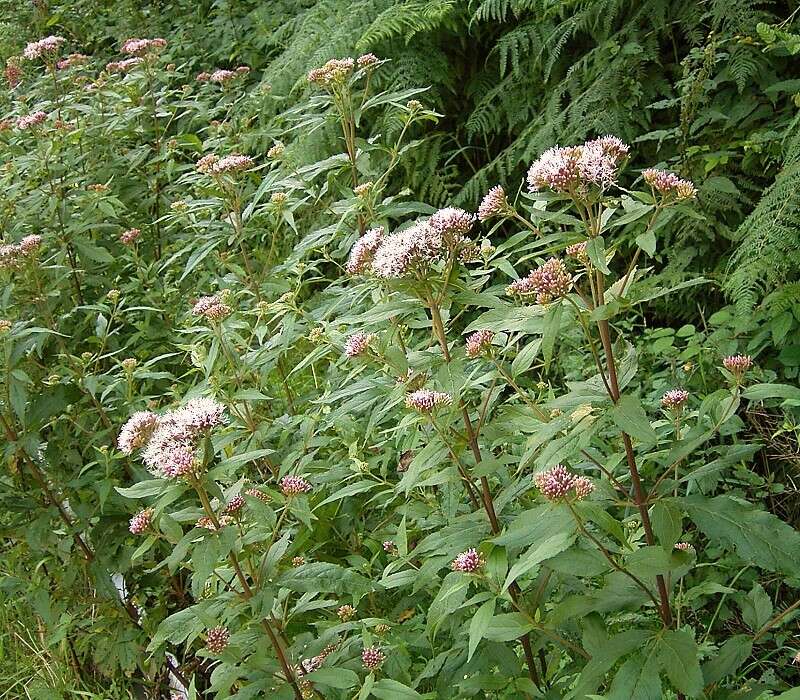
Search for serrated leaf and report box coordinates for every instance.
[371,679,423,699]
[656,629,703,696]
[610,395,657,443]
[482,612,533,642]
[702,635,753,686]
[502,531,575,592]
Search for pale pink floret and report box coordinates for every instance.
[343,331,373,358]
[371,222,441,279]
[723,354,752,377]
[121,38,167,57]
[17,111,47,130]
[465,330,494,358]
[23,35,65,61]
[674,542,695,552]
[210,69,237,84]
[129,507,154,534]
[106,57,143,73]
[210,154,253,174]
[642,169,696,200]
[117,411,159,454]
[346,227,384,274]
[18,234,42,253]
[661,389,689,410]
[507,258,571,304]
[356,53,380,70]
[120,228,141,245]
[534,465,593,501]
[224,494,245,514]
[405,389,452,413]
[478,185,510,222]
[191,294,232,321]
[280,475,312,496]
[451,548,484,573]
[205,626,230,654]
[361,646,385,670]
[428,207,475,247]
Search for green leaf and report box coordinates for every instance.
[316,479,376,507]
[650,499,683,550]
[742,383,800,401]
[541,302,563,370]
[493,504,576,549]
[702,635,753,686]
[573,630,651,697]
[607,653,661,700]
[655,629,703,696]
[502,531,575,591]
[370,679,423,699]
[511,338,542,377]
[305,668,359,689]
[468,598,495,661]
[610,395,657,443]
[635,230,656,256]
[115,479,172,499]
[683,495,800,576]
[740,582,773,631]
[586,236,611,274]
[482,613,533,642]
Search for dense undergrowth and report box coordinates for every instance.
[1,2,800,699]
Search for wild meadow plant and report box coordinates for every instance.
[2,28,800,700]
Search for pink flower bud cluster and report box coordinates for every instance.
[121,38,167,57]
[57,53,89,70]
[451,548,484,573]
[674,542,695,552]
[346,227,384,274]
[224,494,245,514]
[245,487,270,503]
[428,207,476,249]
[565,241,589,263]
[106,57,143,73]
[201,66,249,84]
[642,169,697,200]
[527,135,629,195]
[23,35,65,61]
[660,389,689,411]
[361,646,385,670]
[465,330,494,358]
[205,626,230,654]
[129,507,154,534]
[191,294,232,321]
[211,154,253,175]
[356,53,381,70]
[118,398,227,479]
[533,465,594,501]
[0,235,43,269]
[307,57,355,86]
[337,604,356,621]
[369,222,441,278]
[477,185,511,222]
[16,111,47,130]
[280,475,313,496]
[507,258,572,304]
[343,331,374,358]
[723,354,752,378]
[120,228,141,245]
[405,389,452,413]
[382,540,397,554]
[197,515,233,530]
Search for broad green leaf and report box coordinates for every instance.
[610,395,657,443]
[607,652,661,700]
[702,635,753,686]
[306,667,359,689]
[635,230,656,256]
[742,383,800,401]
[316,479,376,507]
[572,629,651,698]
[511,338,542,377]
[468,598,495,661]
[502,531,575,591]
[371,679,423,699]
[586,236,611,274]
[650,499,683,549]
[740,582,773,631]
[541,302,563,370]
[683,495,800,576]
[482,613,533,642]
[655,629,703,696]
[116,479,174,499]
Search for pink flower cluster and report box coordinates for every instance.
[370,222,441,278]
[196,153,253,176]
[465,330,494,358]
[344,331,374,358]
[356,53,381,70]
[205,626,230,654]
[346,227,385,274]
[120,228,141,245]
[245,487,270,503]
[405,389,452,413]
[0,234,43,270]
[642,169,696,200]
[565,241,589,263]
[23,35,65,61]
[661,389,689,411]
[224,494,245,514]
[428,207,475,247]
[723,354,753,379]
[307,58,355,86]
[57,53,89,70]
[478,185,511,222]
[16,111,47,130]
[533,465,594,501]
[361,646,385,670]
[451,548,484,573]
[191,294,232,321]
[121,38,167,57]
[527,135,630,195]
[507,258,572,304]
[106,57,143,74]
[280,475,312,496]
[129,507,154,535]
[674,542,694,552]
[118,398,227,479]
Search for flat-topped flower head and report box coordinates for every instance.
[57,53,89,70]
[267,142,285,160]
[210,68,237,84]
[106,57,143,73]
[451,548,484,573]
[661,389,689,411]
[205,626,229,654]
[17,111,47,130]
[280,475,312,496]
[642,169,697,201]
[117,410,159,454]
[405,389,452,413]
[343,331,373,358]
[723,354,752,380]
[211,154,253,175]
[18,235,42,254]
[191,294,232,321]
[346,227,384,274]
[292,556,305,567]
[428,207,475,249]
[465,330,494,358]
[176,397,227,432]
[371,222,441,279]
[307,57,354,86]
[478,185,512,222]
[337,604,356,621]
[507,258,571,305]
[120,228,141,245]
[245,487,270,503]
[356,53,380,70]
[129,507,154,534]
[23,35,65,61]
[361,646,385,670]
[674,542,695,552]
[195,154,219,174]
[534,465,593,501]
[121,38,167,57]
